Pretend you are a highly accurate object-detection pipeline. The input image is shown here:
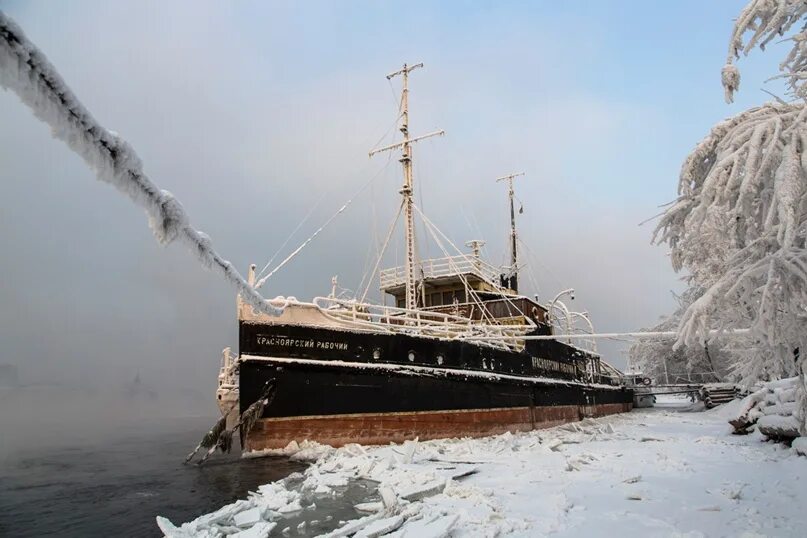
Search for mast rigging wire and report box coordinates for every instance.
[254,190,328,281]
[413,204,502,325]
[253,157,396,290]
[359,200,405,304]
[254,101,403,286]
[414,204,537,327]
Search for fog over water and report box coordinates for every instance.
[0,0,786,460]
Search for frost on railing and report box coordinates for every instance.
[380,255,502,289]
[313,297,532,351]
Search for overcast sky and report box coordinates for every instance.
[0,1,788,416]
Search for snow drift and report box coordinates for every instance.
[0,11,282,316]
[730,376,804,442]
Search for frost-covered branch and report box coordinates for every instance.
[654,0,807,433]
[723,0,807,102]
[0,11,282,316]
[628,287,736,384]
[655,100,807,360]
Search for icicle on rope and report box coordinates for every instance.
[192,380,276,465]
[238,380,276,449]
[184,410,231,464]
[0,12,282,316]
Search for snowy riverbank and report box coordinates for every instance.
[159,398,807,537]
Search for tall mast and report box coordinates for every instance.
[369,62,444,311]
[495,172,525,293]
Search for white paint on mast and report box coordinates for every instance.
[369,62,444,312]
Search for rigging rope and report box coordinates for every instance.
[253,93,405,289]
[517,237,563,298]
[515,237,542,298]
[255,190,328,281]
[254,158,395,290]
[359,200,405,304]
[412,204,498,325]
[414,204,536,327]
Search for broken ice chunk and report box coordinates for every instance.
[354,514,405,538]
[355,501,384,513]
[397,513,459,537]
[277,500,302,514]
[233,507,263,528]
[378,485,398,511]
[399,479,447,502]
[230,521,276,538]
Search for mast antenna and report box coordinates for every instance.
[369,62,444,312]
[495,171,525,293]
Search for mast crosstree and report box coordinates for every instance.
[369,62,444,311]
[496,172,525,293]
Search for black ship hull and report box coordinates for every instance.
[237,321,633,450]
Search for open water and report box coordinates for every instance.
[0,415,310,537]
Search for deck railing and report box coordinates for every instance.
[313,296,533,351]
[379,255,502,290]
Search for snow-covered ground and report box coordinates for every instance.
[160,397,807,537]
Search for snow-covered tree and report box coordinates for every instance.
[629,287,733,384]
[654,0,807,432]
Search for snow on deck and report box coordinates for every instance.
[160,397,806,537]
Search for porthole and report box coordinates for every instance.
[373,348,382,360]
[436,354,444,365]
[408,351,416,362]
[355,346,364,359]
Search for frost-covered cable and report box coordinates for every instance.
[359,200,404,304]
[254,200,350,289]
[415,204,533,325]
[254,191,327,281]
[254,157,395,290]
[0,12,282,316]
[412,204,498,324]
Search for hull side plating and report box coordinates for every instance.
[239,347,633,450]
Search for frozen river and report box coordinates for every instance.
[0,415,306,537]
[167,397,807,537]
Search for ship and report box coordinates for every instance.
[216,63,633,452]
